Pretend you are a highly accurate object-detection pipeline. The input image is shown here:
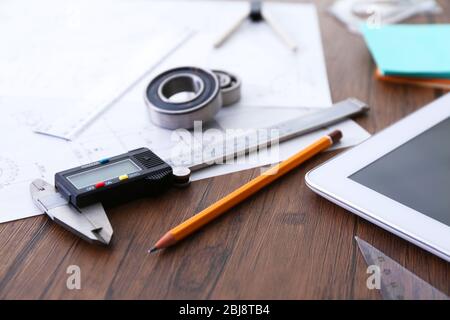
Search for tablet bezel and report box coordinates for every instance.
[305,93,450,262]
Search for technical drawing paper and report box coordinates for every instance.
[0,1,370,223]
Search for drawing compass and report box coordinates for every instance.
[355,236,449,300]
[30,179,113,245]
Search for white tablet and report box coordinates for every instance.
[306,93,450,262]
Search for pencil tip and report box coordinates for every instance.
[148,247,159,254]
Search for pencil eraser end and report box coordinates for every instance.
[329,130,343,144]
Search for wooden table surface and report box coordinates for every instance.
[1,0,449,299]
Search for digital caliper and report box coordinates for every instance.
[30,98,369,245]
[31,148,189,245]
[55,148,176,208]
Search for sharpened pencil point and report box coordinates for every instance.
[148,247,159,254]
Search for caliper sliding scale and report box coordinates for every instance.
[30,98,368,245]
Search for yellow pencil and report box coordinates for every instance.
[149,130,342,253]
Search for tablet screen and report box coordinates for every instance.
[350,117,450,227]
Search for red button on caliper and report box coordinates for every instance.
[95,181,106,188]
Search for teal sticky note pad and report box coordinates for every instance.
[362,24,450,79]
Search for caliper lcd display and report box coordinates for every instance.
[67,159,140,189]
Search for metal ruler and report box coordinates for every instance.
[356,236,449,300]
[167,98,369,172]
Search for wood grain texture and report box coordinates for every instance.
[0,0,449,299]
